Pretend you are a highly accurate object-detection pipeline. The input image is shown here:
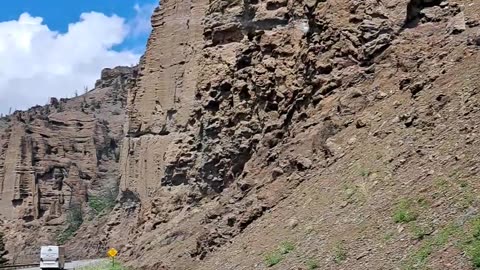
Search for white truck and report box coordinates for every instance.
[40,246,65,269]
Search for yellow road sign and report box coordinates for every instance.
[107,248,118,258]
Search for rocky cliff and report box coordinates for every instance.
[97,0,480,269]
[3,0,480,269]
[0,66,136,263]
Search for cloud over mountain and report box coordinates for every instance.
[0,5,153,114]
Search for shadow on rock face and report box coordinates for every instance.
[404,0,443,28]
[119,189,141,214]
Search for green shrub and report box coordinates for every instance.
[408,244,433,268]
[333,242,347,263]
[404,224,460,269]
[306,259,319,269]
[279,241,295,255]
[263,241,296,267]
[393,200,417,224]
[411,224,429,240]
[465,241,480,268]
[88,185,118,215]
[265,252,283,267]
[464,218,480,268]
[404,217,480,269]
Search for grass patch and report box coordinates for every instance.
[465,241,480,269]
[434,176,479,210]
[264,241,296,267]
[457,190,478,210]
[434,178,449,189]
[407,244,433,270]
[88,195,115,215]
[77,261,128,270]
[393,199,418,224]
[458,180,469,188]
[404,213,480,269]
[410,223,431,241]
[434,224,458,246]
[306,259,319,269]
[403,224,460,269]
[265,252,283,267]
[279,241,295,254]
[463,217,480,268]
[333,242,347,264]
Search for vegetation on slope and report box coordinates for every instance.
[88,185,118,217]
[56,203,84,244]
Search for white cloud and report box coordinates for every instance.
[0,10,146,114]
[130,2,157,36]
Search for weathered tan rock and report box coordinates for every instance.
[104,0,480,269]
[0,66,136,263]
[5,0,480,269]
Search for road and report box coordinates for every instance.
[21,259,107,270]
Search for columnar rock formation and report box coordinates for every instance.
[0,66,136,263]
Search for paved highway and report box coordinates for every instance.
[21,259,107,270]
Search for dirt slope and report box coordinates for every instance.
[196,48,480,270]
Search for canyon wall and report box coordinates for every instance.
[107,0,480,269]
[2,0,480,269]
[0,66,136,263]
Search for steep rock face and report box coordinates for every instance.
[121,0,209,199]
[0,66,136,263]
[9,0,471,269]
[120,0,414,200]
[109,0,480,269]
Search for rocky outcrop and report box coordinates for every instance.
[3,0,480,269]
[0,66,136,263]
[121,0,209,199]
[100,0,480,269]
[120,0,419,199]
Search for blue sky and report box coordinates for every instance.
[0,0,156,52]
[0,0,158,114]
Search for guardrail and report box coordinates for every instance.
[0,264,39,269]
[0,260,73,269]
